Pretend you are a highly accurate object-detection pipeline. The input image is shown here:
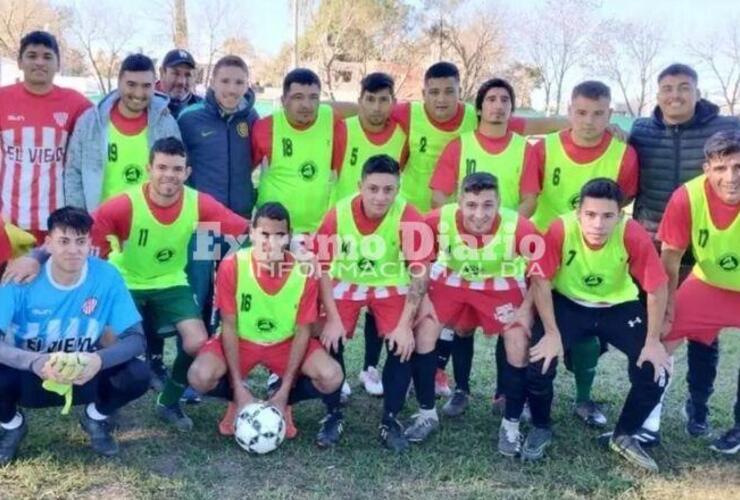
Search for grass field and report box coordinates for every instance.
[0,330,738,500]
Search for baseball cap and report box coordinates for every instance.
[162,49,196,69]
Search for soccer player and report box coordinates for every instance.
[315,154,434,452]
[65,53,181,211]
[332,72,409,397]
[157,49,202,118]
[90,137,249,432]
[659,130,740,455]
[526,179,670,471]
[0,207,148,463]
[424,172,538,455]
[188,202,345,448]
[252,68,341,235]
[0,31,91,241]
[526,81,640,428]
[429,77,539,412]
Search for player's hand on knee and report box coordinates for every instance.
[320,316,346,353]
[72,353,102,386]
[2,255,40,284]
[387,325,415,362]
[529,333,562,374]
[637,339,673,383]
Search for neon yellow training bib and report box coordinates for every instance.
[109,185,198,290]
[437,203,525,280]
[330,195,410,287]
[333,117,406,204]
[258,104,334,233]
[457,131,527,211]
[686,176,740,291]
[101,122,149,202]
[401,102,477,213]
[552,212,638,304]
[235,248,309,344]
[531,133,626,232]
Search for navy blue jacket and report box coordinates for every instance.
[178,88,259,218]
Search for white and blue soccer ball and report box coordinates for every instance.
[234,402,286,455]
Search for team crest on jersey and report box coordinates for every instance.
[718,253,739,271]
[237,122,249,138]
[568,194,580,209]
[494,303,515,324]
[82,297,98,315]
[257,318,276,333]
[299,161,318,180]
[53,112,69,127]
[583,274,604,287]
[124,165,143,183]
[156,248,176,263]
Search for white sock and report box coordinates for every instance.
[419,408,438,421]
[86,403,108,421]
[1,412,23,430]
[641,356,674,432]
[501,417,520,439]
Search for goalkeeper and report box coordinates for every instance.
[0,207,148,465]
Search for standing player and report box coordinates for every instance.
[316,155,434,452]
[527,179,670,471]
[659,130,740,454]
[429,77,539,412]
[252,68,341,235]
[157,49,202,118]
[527,81,639,428]
[0,207,148,463]
[91,137,249,431]
[65,53,181,211]
[188,203,346,448]
[0,31,91,241]
[424,172,538,455]
[332,72,409,397]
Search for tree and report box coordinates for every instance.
[689,19,740,115]
[521,0,599,115]
[500,62,543,109]
[173,0,189,48]
[588,19,663,117]
[0,0,69,58]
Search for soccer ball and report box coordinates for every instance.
[234,403,286,455]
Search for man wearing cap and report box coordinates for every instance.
[158,49,202,118]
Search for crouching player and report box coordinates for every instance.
[660,131,740,454]
[0,207,148,463]
[188,203,346,448]
[527,179,671,471]
[425,172,539,456]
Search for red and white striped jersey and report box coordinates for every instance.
[0,83,90,231]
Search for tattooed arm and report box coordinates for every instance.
[386,263,430,362]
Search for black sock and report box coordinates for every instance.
[363,313,383,370]
[147,332,165,364]
[288,376,322,404]
[330,342,346,377]
[452,334,474,393]
[503,364,527,420]
[412,351,437,410]
[526,358,557,429]
[382,349,412,423]
[436,329,454,370]
[734,369,740,428]
[687,339,719,422]
[495,336,506,397]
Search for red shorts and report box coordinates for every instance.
[429,280,526,335]
[200,335,324,377]
[334,294,408,338]
[663,274,740,346]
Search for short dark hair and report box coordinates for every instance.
[461,172,499,195]
[149,136,187,164]
[475,78,516,115]
[283,68,321,95]
[658,63,698,84]
[253,202,291,234]
[19,31,60,60]
[572,80,611,101]
[424,62,460,83]
[119,53,156,79]
[360,72,395,97]
[361,154,401,178]
[704,130,740,160]
[213,55,248,77]
[47,207,93,235]
[579,178,624,207]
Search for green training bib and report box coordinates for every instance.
[101,123,149,202]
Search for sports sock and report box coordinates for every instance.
[158,349,193,407]
[418,407,438,420]
[503,364,527,421]
[494,335,506,398]
[412,351,436,410]
[642,360,673,432]
[571,336,600,404]
[147,331,165,365]
[363,312,382,370]
[86,403,108,421]
[382,350,412,423]
[436,327,454,370]
[0,412,23,430]
[330,342,346,376]
[452,334,474,394]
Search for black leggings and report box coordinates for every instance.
[0,359,150,422]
